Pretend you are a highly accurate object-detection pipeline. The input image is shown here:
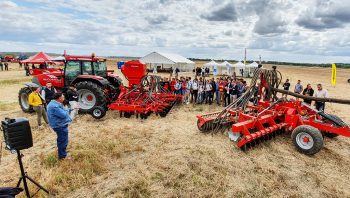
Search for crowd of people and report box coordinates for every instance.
[282,79,329,111]
[159,75,248,106]
[161,73,330,112]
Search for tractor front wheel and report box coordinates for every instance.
[76,81,106,114]
[18,87,34,113]
[291,125,324,155]
[90,106,107,119]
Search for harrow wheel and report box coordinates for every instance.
[323,114,346,138]
[292,125,324,155]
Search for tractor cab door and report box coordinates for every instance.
[93,61,107,77]
[82,61,93,75]
[64,61,81,86]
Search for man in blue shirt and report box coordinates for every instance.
[47,92,72,160]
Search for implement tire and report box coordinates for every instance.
[18,87,34,113]
[292,125,324,155]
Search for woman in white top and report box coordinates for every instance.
[205,80,212,104]
[191,79,198,103]
[174,80,181,95]
[198,81,204,104]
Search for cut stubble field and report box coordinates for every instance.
[0,61,349,197]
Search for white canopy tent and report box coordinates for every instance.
[248,61,259,68]
[140,52,195,73]
[218,61,233,75]
[233,61,246,76]
[247,61,259,76]
[203,60,218,75]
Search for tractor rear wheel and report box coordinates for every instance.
[292,125,324,155]
[18,87,34,113]
[76,81,106,113]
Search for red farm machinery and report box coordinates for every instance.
[105,60,181,119]
[197,68,350,155]
[18,53,180,119]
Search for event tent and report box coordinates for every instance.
[20,52,54,64]
[233,61,246,76]
[248,61,259,68]
[247,61,259,76]
[203,60,219,75]
[140,52,195,72]
[219,61,234,75]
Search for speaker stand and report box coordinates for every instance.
[16,150,49,197]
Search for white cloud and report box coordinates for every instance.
[0,0,349,63]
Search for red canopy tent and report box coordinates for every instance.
[20,52,54,64]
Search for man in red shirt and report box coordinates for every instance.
[170,78,176,93]
[218,78,227,106]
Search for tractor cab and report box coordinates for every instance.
[63,54,108,86]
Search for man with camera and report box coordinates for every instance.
[47,93,73,160]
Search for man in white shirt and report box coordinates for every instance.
[314,83,328,111]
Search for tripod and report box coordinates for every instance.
[16,150,49,197]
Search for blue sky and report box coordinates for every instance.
[1,0,350,63]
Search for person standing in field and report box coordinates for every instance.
[210,78,216,104]
[174,79,181,95]
[191,78,198,104]
[28,87,48,128]
[47,93,73,160]
[41,82,57,104]
[218,79,226,106]
[0,62,3,71]
[302,84,314,105]
[314,84,328,111]
[197,80,204,104]
[4,62,8,71]
[224,81,231,106]
[215,78,220,105]
[205,79,212,104]
[294,80,303,94]
[282,79,290,97]
[24,64,30,76]
[230,80,238,103]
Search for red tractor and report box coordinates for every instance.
[19,53,180,119]
[19,53,122,115]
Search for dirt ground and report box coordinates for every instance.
[0,61,349,198]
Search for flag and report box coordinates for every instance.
[331,63,336,86]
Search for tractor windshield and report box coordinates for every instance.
[93,61,107,77]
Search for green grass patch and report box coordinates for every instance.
[0,77,31,85]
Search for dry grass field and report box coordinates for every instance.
[0,61,350,198]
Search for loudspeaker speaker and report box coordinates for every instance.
[1,118,33,150]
